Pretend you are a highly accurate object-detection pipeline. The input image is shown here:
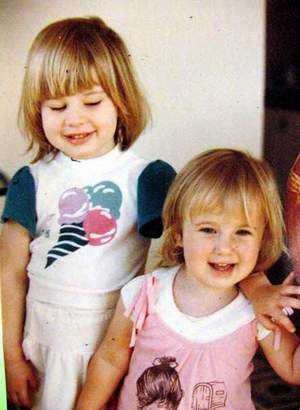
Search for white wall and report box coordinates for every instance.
[0,0,265,208]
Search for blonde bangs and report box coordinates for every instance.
[28,39,108,103]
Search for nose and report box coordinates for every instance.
[214,233,235,254]
[64,104,85,127]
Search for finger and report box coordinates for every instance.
[256,314,277,331]
[277,295,300,309]
[18,384,32,408]
[279,286,300,298]
[9,392,20,407]
[272,314,296,333]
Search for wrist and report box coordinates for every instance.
[4,347,25,364]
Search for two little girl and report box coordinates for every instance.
[1,15,300,410]
[76,148,300,409]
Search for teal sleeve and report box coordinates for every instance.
[1,166,36,237]
[137,160,176,238]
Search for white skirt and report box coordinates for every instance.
[23,291,119,410]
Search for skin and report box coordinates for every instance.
[74,207,300,409]
[174,207,265,317]
[240,271,300,332]
[41,85,118,160]
[1,221,38,407]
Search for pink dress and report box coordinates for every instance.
[117,267,259,410]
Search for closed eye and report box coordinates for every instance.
[236,229,252,236]
[49,105,66,111]
[85,100,102,106]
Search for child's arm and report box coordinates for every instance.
[1,221,38,407]
[239,272,300,333]
[75,297,133,410]
[259,326,300,384]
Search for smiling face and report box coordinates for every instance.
[41,85,118,160]
[179,205,265,295]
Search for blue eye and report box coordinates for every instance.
[236,229,251,236]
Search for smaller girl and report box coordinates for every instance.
[76,148,300,410]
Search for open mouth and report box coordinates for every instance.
[64,132,94,144]
[209,263,235,272]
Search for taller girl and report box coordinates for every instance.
[1,16,175,409]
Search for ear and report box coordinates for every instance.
[174,232,182,247]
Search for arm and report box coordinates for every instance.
[259,326,300,385]
[75,298,133,410]
[239,272,300,332]
[1,220,38,407]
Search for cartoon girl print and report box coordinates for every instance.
[136,356,184,410]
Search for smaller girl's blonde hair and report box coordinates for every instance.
[160,148,285,272]
[19,16,150,162]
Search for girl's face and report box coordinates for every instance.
[178,205,265,294]
[41,85,118,160]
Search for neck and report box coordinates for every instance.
[173,267,238,317]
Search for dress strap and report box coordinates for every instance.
[124,275,159,347]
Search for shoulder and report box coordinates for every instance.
[202,292,256,340]
[121,266,175,309]
[2,166,36,237]
[119,149,149,171]
[231,291,256,321]
[138,159,176,184]
[5,166,35,206]
[137,159,176,238]
[10,165,33,182]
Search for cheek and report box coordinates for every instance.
[41,111,56,135]
[241,243,261,264]
[101,105,118,129]
[183,240,207,262]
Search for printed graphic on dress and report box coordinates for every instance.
[136,356,184,410]
[192,382,227,410]
[45,181,122,267]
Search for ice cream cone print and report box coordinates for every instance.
[45,181,122,268]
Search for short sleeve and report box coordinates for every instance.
[137,160,176,238]
[1,166,37,237]
[121,275,146,310]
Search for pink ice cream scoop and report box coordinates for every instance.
[83,209,117,246]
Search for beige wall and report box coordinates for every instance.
[0,0,265,212]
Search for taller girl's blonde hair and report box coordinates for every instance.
[160,148,285,272]
[19,16,151,162]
